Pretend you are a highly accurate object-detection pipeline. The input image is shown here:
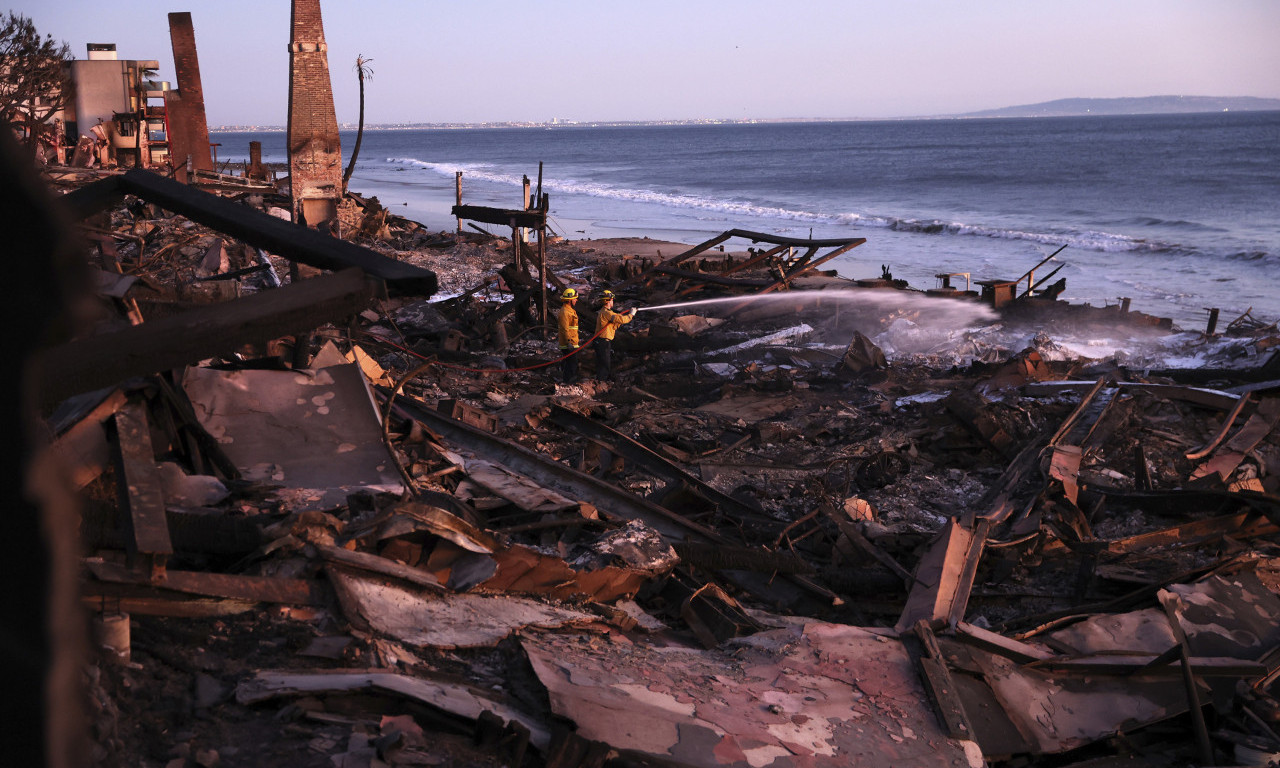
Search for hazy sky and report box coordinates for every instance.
[10,0,1280,125]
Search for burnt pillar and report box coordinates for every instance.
[246,141,268,181]
[164,12,214,183]
[287,0,343,234]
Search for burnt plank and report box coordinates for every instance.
[451,204,545,229]
[87,559,323,605]
[111,400,172,574]
[37,268,374,409]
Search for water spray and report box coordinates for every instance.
[631,290,999,328]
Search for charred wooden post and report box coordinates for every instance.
[1206,307,1221,336]
[455,171,463,233]
[538,193,549,335]
[110,400,173,580]
[521,174,531,245]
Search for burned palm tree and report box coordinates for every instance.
[342,54,373,192]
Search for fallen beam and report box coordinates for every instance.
[545,405,764,521]
[450,204,545,230]
[110,400,172,578]
[386,392,833,611]
[36,268,375,409]
[238,670,552,750]
[63,169,437,295]
[86,559,324,605]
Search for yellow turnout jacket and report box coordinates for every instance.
[596,306,633,341]
[558,303,579,349]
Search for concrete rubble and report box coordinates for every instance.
[13,106,1280,768]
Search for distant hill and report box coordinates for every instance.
[961,95,1280,118]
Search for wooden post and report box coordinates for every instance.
[539,209,548,337]
[521,175,531,244]
[511,222,522,272]
[1120,297,1131,314]
[455,171,463,234]
[1206,308,1220,336]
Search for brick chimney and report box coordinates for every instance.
[286,0,343,233]
[165,13,213,183]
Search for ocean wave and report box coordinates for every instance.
[379,156,1273,263]
[1119,215,1226,232]
[835,213,1169,254]
[1224,249,1277,263]
[382,156,836,224]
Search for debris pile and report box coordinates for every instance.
[27,162,1280,768]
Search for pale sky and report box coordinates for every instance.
[9,0,1280,125]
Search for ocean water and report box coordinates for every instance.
[213,112,1280,329]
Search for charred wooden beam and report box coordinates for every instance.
[546,404,766,521]
[650,265,773,288]
[820,502,917,587]
[620,229,866,290]
[909,621,977,741]
[62,170,438,295]
[36,268,375,409]
[385,392,834,612]
[451,204,545,230]
[109,400,173,579]
[86,559,323,605]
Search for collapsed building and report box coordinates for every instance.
[41,13,215,181]
[10,6,1280,768]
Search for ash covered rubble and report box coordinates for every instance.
[21,154,1280,768]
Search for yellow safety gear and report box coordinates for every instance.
[558,303,580,349]
[596,306,633,341]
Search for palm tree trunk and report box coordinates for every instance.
[342,67,366,192]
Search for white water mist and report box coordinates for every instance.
[634,289,999,329]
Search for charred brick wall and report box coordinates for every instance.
[164,12,213,183]
[287,0,342,230]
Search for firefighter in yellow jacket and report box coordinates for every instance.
[593,290,634,381]
[557,288,580,384]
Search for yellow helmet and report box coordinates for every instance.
[601,290,614,300]
[561,288,577,300]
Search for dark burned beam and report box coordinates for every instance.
[546,404,763,521]
[1024,380,1241,413]
[1026,654,1265,677]
[36,268,374,409]
[1038,511,1277,556]
[110,400,172,578]
[451,204,545,229]
[62,170,437,295]
[651,265,773,288]
[721,228,865,248]
[723,243,790,276]
[386,392,833,612]
[621,229,867,291]
[1096,488,1280,527]
[819,502,917,587]
[910,621,976,741]
[86,559,323,605]
[752,238,866,295]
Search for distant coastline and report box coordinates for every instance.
[959,95,1280,118]
[210,95,1280,132]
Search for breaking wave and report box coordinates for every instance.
[381,156,1274,265]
